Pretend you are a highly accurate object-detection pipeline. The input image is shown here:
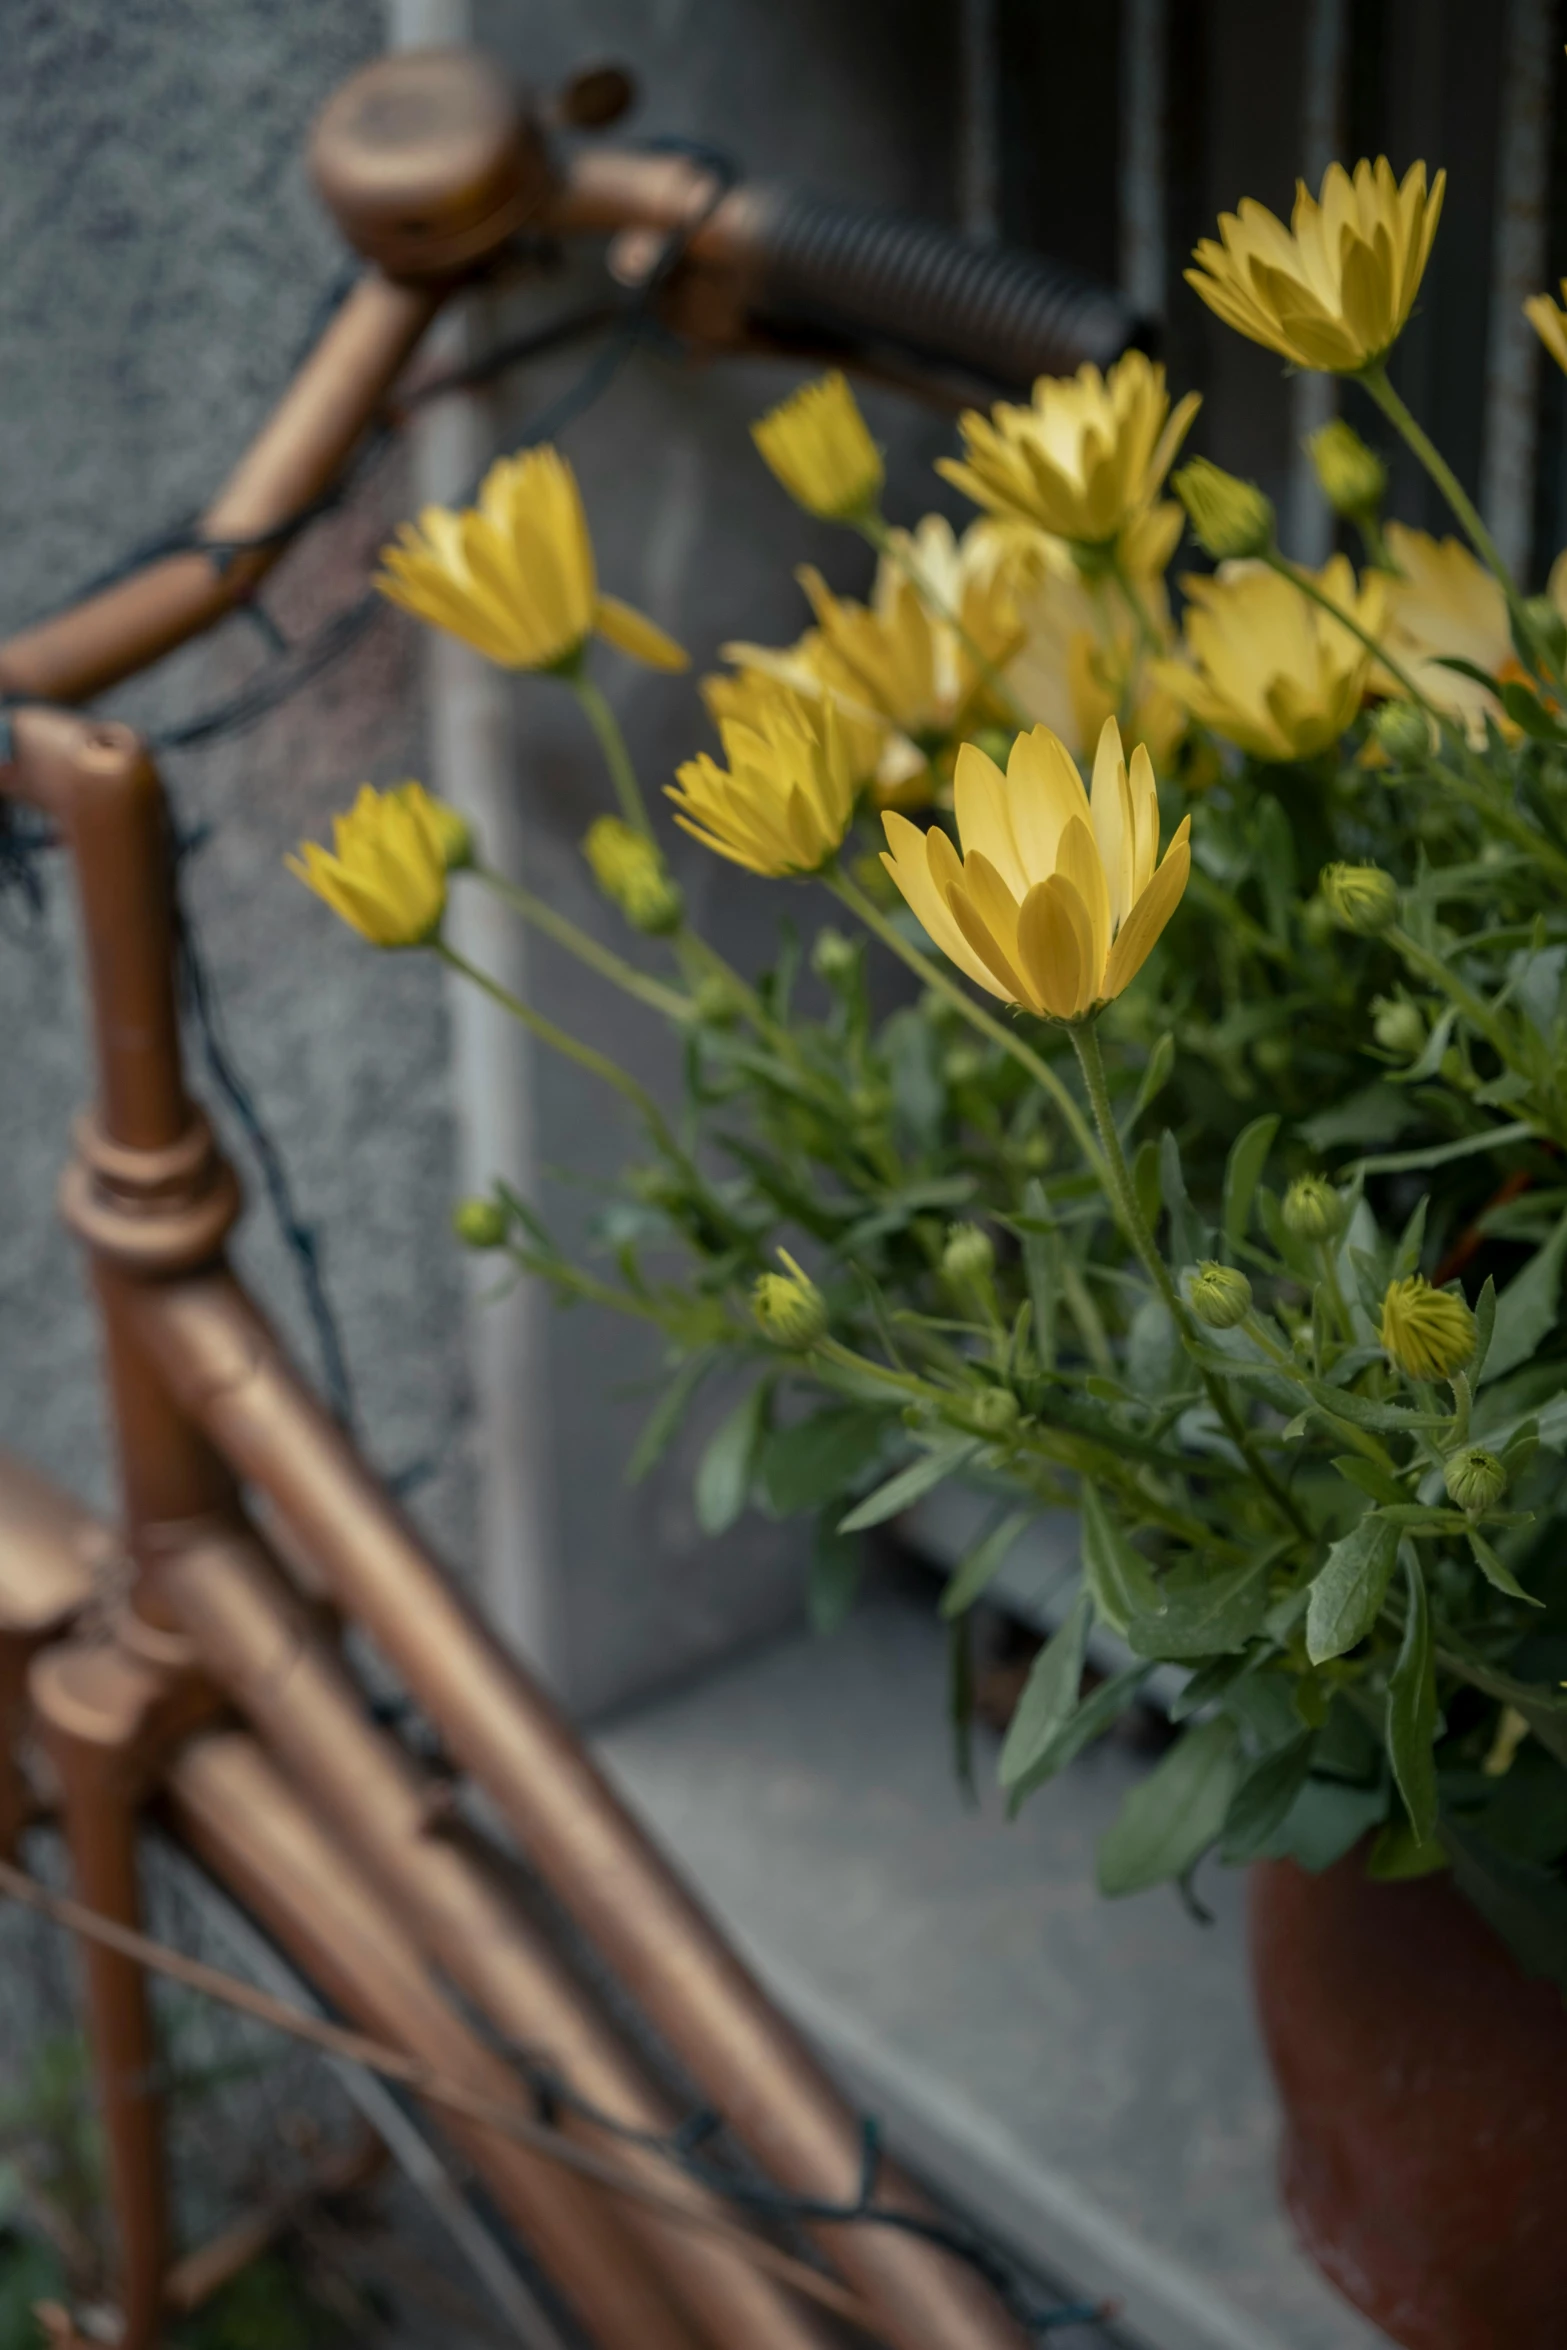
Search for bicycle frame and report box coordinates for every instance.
[0,47,1041,2350]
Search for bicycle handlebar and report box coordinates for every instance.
[0,45,1145,715]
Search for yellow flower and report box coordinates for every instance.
[880,718,1191,1020]
[1186,158,1445,373]
[1374,523,1535,746]
[668,678,858,877]
[376,445,687,675]
[1380,1275,1475,1383]
[751,372,884,521]
[717,515,1022,807]
[937,351,1200,551]
[1155,556,1382,763]
[287,781,451,947]
[1525,281,1567,377]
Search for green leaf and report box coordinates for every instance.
[1501,679,1567,741]
[1252,792,1298,941]
[1305,1514,1400,1662]
[1332,1454,1408,1507]
[1467,1529,1543,1606]
[807,1515,863,1633]
[695,1380,772,1535]
[628,1351,715,1484]
[1222,1114,1280,1252]
[1132,1137,1161,1234]
[1387,1549,1438,1844]
[1298,1085,1417,1155]
[1020,1180,1058,1372]
[1443,1820,1567,1992]
[1349,1121,1533,1179]
[1005,1662,1153,1813]
[1471,1274,1498,1383]
[1169,1653,1256,1722]
[760,1406,892,1516]
[1080,1480,1162,1634]
[1431,652,1505,693]
[940,1508,1033,1619]
[1159,1129,1204,1269]
[1125,1031,1175,1134]
[998,1593,1092,1789]
[1366,1819,1448,1879]
[1221,1733,1314,1863]
[836,1436,980,1533]
[1126,1555,1272,1661]
[1480,1210,1567,1383]
[1096,1719,1240,1896]
[882,1007,943,1152]
[1261,1774,1388,1871]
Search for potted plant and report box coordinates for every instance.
[294,154,1567,2348]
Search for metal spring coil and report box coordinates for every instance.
[752,185,1150,392]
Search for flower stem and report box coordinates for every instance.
[827,869,1105,1175]
[1072,1020,1310,1539]
[474,866,694,1021]
[437,940,677,1152]
[1358,361,1521,607]
[571,670,654,836]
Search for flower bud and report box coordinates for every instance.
[752,1251,829,1351]
[811,926,858,984]
[969,1386,1021,1438]
[1444,1445,1508,1516]
[1380,1275,1476,1382]
[751,371,884,522]
[1371,698,1432,768]
[1306,419,1388,518]
[453,1196,509,1249]
[1321,861,1399,935]
[942,1222,995,1288]
[1189,1261,1253,1330]
[1172,458,1275,560]
[630,1162,689,1214]
[1522,593,1567,671]
[583,816,684,936]
[1371,994,1425,1057]
[690,973,741,1027]
[1283,1174,1345,1242]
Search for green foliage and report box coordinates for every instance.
[458,356,1567,1983]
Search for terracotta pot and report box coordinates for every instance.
[1249,1850,1567,2349]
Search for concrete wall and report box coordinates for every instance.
[0,1,478,1572]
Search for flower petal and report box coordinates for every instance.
[1104,817,1191,997]
[594,594,689,671]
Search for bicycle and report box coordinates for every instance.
[0,46,1135,2350]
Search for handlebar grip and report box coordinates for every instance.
[745,185,1149,391]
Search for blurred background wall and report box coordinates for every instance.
[3,0,1566,1716]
